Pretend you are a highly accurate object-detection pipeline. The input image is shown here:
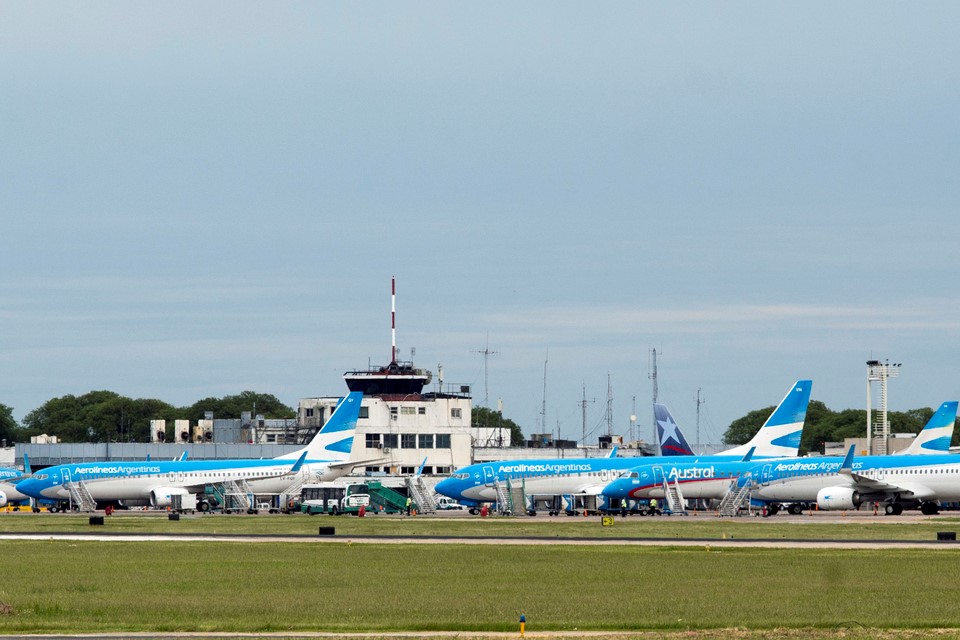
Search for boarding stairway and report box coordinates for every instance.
[221,479,255,512]
[508,479,526,515]
[364,481,410,514]
[661,477,688,515]
[492,478,527,515]
[279,473,309,510]
[405,476,436,514]
[66,479,97,512]
[718,479,754,517]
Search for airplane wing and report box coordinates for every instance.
[847,473,936,500]
[328,457,387,471]
[557,483,608,496]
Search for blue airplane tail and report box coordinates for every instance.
[721,380,812,458]
[654,403,694,456]
[278,391,362,462]
[896,401,958,455]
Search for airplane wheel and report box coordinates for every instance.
[885,503,897,516]
[787,504,803,515]
[893,503,904,515]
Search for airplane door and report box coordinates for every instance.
[652,466,664,486]
[61,468,71,486]
[761,464,773,485]
[482,466,495,486]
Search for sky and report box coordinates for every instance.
[2,3,959,447]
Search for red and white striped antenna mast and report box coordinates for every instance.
[391,276,397,364]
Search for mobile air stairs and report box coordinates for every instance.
[405,475,437,514]
[493,477,527,515]
[220,479,256,513]
[367,481,411,514]
[660,476,688,515]
[280,473,309,512]
[718,478,754,517]
[65,479,98,512]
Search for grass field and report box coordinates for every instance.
[2,510,960,541]
[2,513,960,635]
[1,540,960,634]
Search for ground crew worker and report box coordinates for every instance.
[405,496,412,516]
[649,498,658,515]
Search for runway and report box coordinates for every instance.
[3,530,959,549]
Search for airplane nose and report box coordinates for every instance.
[601,483,622,499]
[16,479,37,497]
[434,478,454,497]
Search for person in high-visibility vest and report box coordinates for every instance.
[649,498,658,515]
[405,497,412,516]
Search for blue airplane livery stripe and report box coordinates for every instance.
[919,436,951,451]
[326,437,354,455]
[769,430,802,449]
[765,381,812,426]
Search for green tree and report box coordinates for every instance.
[724,400,951,455]
[0,403,20,444]
[472,406,524,446]
[22,391,179,443]
[181,391,295,421]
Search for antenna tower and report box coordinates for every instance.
[540,350,548,432]
[606,374,614,437]
[579,383,596,445]
[649,348,660,455]
[472,334,499,406]
[695,387,704,454]
[390,276,397,363]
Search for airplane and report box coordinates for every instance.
[434,380,812,509]
[602,400,959,516]
[0,466,30,507]
[17,391,364,511]
[0,454,35,507]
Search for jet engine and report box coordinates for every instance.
[0,490,7,508]
[816,486,861,511]
[150,487,190,508]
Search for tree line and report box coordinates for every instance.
[723,400,959,455]
[0,391,295,445]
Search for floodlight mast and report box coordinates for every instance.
[866,359,901,456]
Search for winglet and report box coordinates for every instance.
[741,446,756,463]
[23,453,32,475]
[839,444,856,475]
[416,457,427,477]
[608,446,619,458]
[290,451,308,474]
